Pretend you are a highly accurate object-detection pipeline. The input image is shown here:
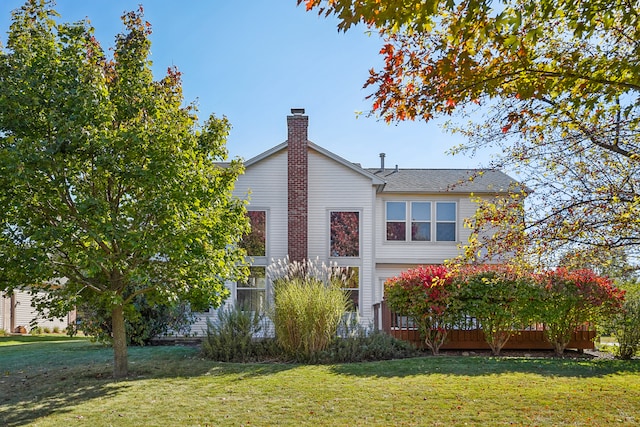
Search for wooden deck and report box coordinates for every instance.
[373,302,596,350]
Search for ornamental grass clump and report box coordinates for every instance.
[537,268,625,355]
[453,264,539,356]
[202,306,272,362]
[384,265,458,355]
[267,258,350,361]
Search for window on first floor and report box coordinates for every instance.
[386,201,457,242]
[236,266,266,312]
[335,266,359,311]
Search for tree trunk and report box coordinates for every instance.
[112,304,128,378]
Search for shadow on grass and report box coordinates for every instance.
[330,354,640,379]
[0,339,294,427]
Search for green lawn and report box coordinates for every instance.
[1,336,639,426]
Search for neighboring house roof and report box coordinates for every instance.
[365,168,522,194]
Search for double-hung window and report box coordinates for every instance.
[386,201,456,242]
[329,211,360,311]
[411,202,431,241]
[435,202,456,242]
[386,202,406,241]
[238,210,267,311]
[338,266,359,311]
[236,266,266,311]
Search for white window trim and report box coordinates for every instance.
[328,208,362,260]
[238,209,269,312]
[435,201,457,242]
[384,200,458,243]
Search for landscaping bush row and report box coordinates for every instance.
[385,265,634,357]
[201,307,419,363]
[202,258,419,363]
[201,260,638,363]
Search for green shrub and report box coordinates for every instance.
[43,327,51,334]
[52,326,61,334]
[73,294,195,346]
[0,329,8,336]
[453,265,539,356]
[604,280,640,359]
[268,258,350,361]
[201,306,277,362]
[536,268,625,355]
[29,326,44,335]
[317,329,419,363]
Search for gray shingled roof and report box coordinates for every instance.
[364,168,521,193]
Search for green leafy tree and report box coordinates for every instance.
[304,0,640,267]
[0,1,248,378]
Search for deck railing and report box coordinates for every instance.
[372,301,596,351]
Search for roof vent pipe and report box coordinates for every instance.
[379,152,385,170]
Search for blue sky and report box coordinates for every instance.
[0,1,492,169]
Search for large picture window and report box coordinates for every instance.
[240,210,266,257]
[330,211,360,257]
[236,266,266,312]
[386,201,456,242]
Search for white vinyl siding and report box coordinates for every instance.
[376,195,482,263]
[190,151,289,335]
[307,149,374,320]
[0,293,10,331]
[0,290,72,333]
[234,151,288,262]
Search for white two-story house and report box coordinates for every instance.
[190,108,521,332]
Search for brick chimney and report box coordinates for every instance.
[287,108,308,262]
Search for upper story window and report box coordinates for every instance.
[386,202,406,241]
[436,202,456,241]
[411,202,431,241]
[330,211,359,257]
[240,210,266,257]
[386,201,457,242]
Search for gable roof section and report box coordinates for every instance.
[241,141,522,194]
[244,140,386,186]
[366,168,521,194]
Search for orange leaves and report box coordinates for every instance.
[379,43,394,55]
